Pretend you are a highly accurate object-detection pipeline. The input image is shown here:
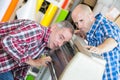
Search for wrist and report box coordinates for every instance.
[98,47,104,54]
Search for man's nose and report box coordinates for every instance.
[78,22,82,29]
[78,26,82,30]
[58,40,64,47]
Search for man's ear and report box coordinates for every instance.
[89,13,94,22]
[50,24,57,31]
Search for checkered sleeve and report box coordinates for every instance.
[1,35,29,63]
[0,19,29,37]
[103,22,119,43]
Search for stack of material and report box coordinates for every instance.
[59,35,106,80]
[50,42,75,78]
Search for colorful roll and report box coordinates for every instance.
[0,0,11,21]
[61,0,69,9]
[36,0,44,13]
[51,8,61,25]
[26,74,35,80]
[55,9,69,23]
[1,0,19,22]
[16,0,36,21]
[40,3,58,27]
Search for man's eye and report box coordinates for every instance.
[79,19,83,22]
[60,36,62,40]
[60,35,63,40]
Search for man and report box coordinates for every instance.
[71,4,120,80]
[0,19,74,80]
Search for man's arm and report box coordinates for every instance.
[86,38,118,54]
[98,38,118,53]
[2,35,29,63]
[0,19,30,37]
[26,56,52,67]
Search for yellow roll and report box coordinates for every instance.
[36,0,44,13]
[40,3,58,27]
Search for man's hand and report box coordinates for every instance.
[26,56,52,67]
[85,38,118,54]
[85,46,102,54]
[74,30,86,39]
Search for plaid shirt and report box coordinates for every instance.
[86,13,120,80]
[0,19,51,80]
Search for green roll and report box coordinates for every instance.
[26,74,35,80]
[55,9,69,23]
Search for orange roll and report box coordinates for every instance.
[61,0,69,9]
[1,0,19,22]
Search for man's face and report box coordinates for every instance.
[48,27,72,50]
[72,10,92,34]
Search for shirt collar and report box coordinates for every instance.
[42,27,52,55]
[86,13,104,39]
[43,27,51,43]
